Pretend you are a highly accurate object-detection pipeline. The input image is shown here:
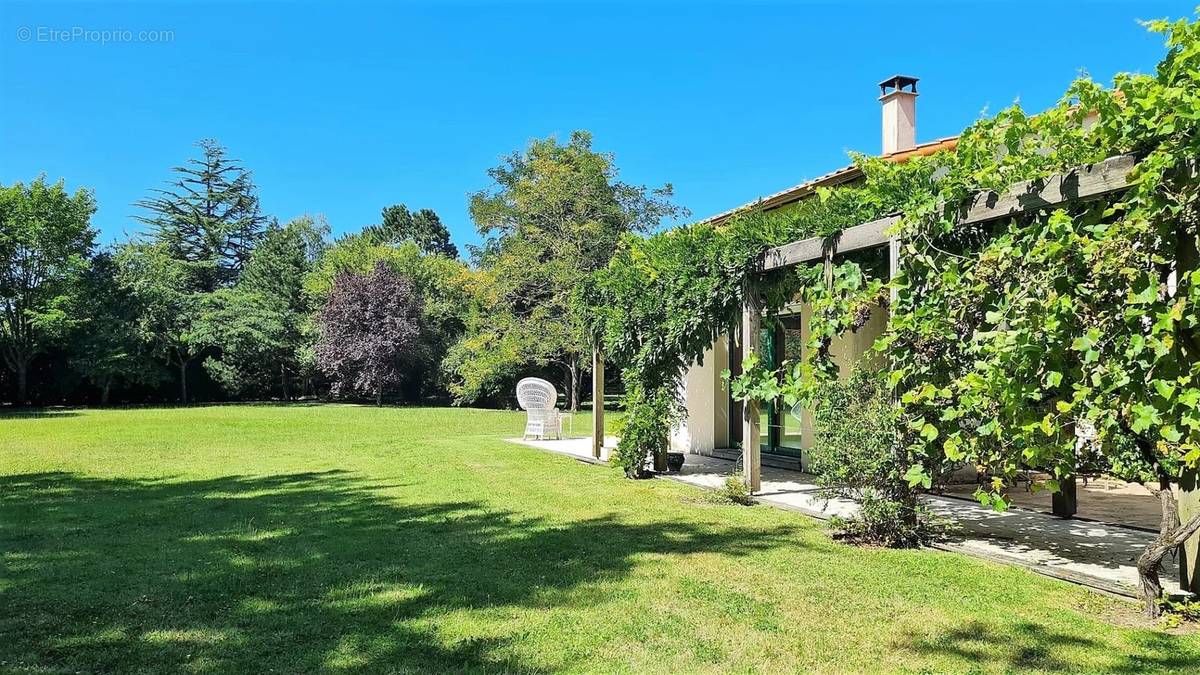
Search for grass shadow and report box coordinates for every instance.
[1,470,795,672]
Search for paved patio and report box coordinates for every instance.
[505,437,1182,598]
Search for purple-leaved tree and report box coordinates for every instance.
[316,262,422,406]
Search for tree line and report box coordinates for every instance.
[0,132,681,408]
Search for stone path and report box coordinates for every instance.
[505,437,1182,598]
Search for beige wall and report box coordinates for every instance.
[676,304,887,456]
[671,337,731,453]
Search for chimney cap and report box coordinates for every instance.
[879,75,919,97]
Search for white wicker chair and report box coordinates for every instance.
[517,377,563,440]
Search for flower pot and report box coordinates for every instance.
[667,452,685,472]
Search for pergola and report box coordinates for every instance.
[586,153,1199,590]
[738,153,1138,500]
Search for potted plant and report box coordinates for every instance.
[667,452,686,472]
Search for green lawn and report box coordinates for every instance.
[1,405,1196,673]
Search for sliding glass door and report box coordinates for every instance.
[728,312,804,457]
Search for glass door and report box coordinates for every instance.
[759,326,774,453]
[775,315,804,457]
[727,313,804,457]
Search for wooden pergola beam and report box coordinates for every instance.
[765,215,899,270]
[762,154,1137,270]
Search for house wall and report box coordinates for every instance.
[670,337,730,453]
[675,304,887,456]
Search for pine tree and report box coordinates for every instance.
[367,204,458,258]
[135,139,268,291]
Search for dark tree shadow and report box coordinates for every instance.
[895,620,1199,673]
[0,409,82,420]
[0,471,796,673]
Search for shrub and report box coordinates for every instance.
[613,386,672,478]
[713,476,755,506]
[809,369,946,547]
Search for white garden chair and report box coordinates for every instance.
[517,377,563,440]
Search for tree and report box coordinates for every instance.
[201,216,329,399]
[70,253,157,404]
[455,130,684,409]
[135,139,269,292]
[115,243,205,404]
[0,177,96,404]
[316,263,423,405]
[308,233,469,402]
[367,204,458,258]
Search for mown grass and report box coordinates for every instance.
[1,404,1196,673]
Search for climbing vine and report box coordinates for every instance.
[585,11,1200,614]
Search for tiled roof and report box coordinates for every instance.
[698,136,959,226]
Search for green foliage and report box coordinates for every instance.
[307,235,470,401]
[612,384,673,477]
[588,11,1200,612]
[883,15,1200,513]
[584,143,926,478]
[0,177,97,402]
[809,369,946,547]
[122,139,272,403]
[1159,596,1200,627]
[114,242,206,402]
[69,253,158,403]
[583,208,799,469]
[726,259,887,409]
[367,204,458,258]
[200,216,329,399]
[713,476,755,506]
[454,131,684,408]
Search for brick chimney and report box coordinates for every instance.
[879,75,918,155]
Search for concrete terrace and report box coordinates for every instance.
[506,437,1181,599]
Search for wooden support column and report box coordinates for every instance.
[888,236,901,306]
[591,347,604,459]
[1052,475,1078,517]
[741,294,762,493]
[1180,469,1200,594]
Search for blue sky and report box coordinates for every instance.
[1,1,1191,254]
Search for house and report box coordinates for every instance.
[670,76,957,469]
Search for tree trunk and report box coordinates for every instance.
[375,387,382,407]
[100,378,112,406]
[1137,479,1200,616]
[280,364,290,402]
[15,359,28,406]
[568,357,580,411]
[179,359,189,406]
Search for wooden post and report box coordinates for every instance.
[1180,469,1200,594]
[1052,475,1078,517]
[591,347,605,460]
[888,236,901,306]
[741,294,762,493]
